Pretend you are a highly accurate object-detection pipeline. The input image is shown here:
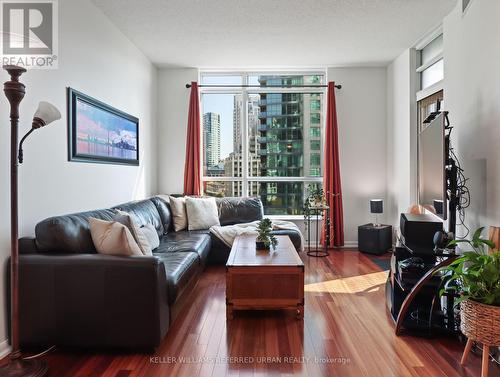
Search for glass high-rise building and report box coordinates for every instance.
[203,112,221,168]
[225,95,260,197]
[256,75,322,215]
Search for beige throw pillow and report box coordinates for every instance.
[89,217,142,256]
[141,223,160,251]
[114,210,152,256]
[169,196,188,231]
[186,197,220,231]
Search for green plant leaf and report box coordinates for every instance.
[472,227,485,242]
[480,239,496,249]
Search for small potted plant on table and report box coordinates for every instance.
[256,218,278,251]
[439,227,499,377]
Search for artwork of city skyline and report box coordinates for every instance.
[68,88,139,165]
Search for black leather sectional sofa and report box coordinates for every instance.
[16,196,302,349]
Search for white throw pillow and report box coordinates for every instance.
[169,196,188,231]
[141,223,160,251]
[114,210,152,256]
[185,197,220,231]
[88,217,142,256]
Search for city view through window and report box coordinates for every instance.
[201,73,324,215]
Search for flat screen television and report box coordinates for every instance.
[418,112,447,219]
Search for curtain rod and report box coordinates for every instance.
[185,83,341,89]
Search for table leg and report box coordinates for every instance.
[481,345,489,377]
[460,338,473,365]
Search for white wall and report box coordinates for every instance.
[443,0,500,235]
[157,67,387,246]
[0,0,157,354]
[386,50,418,228]
[157,68,198,194]
[327,67,388,245]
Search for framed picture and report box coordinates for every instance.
[67,88,139,165]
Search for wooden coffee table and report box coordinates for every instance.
[226,235,304,320]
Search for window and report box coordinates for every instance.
[310,140,321,150]
[310,127,321,138]
[417,33,443,91]
[201,72,325,215]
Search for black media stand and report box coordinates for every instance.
[385,240,459,336]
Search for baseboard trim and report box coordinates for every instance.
[340,241,358,249]
[310,241,358,249]
[0,339,11,359]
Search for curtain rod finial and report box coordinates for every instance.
[336,84,342,90]
[185,83,191,88]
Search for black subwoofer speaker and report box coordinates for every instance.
[358,224,392,255]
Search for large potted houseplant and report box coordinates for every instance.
[256,218,278,251]
[439,227,500,376]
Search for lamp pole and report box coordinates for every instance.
[1,65,47,376]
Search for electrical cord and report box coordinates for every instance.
[22,345,56,360]
[444,115,471,239]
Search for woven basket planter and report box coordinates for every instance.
[460,299,500,346]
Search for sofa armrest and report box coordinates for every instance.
[19,237,38,254]
[18,254,169,348]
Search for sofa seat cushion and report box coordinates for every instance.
[154,252,200,305]
[156,232,211,265]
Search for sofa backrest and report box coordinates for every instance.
[216,197,264,226]
[149,196,173,232]
[112,199,165,236]
[35,208,117,254]
[33,196,262,254]
[150,195,264,228]
[35,199,164,254]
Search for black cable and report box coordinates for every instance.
[445,117,471,239]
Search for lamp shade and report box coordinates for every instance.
[370,199,383,214]
[33,101,61,127]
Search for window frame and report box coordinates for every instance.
[199,70,326,215]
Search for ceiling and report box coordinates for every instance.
[91,0,456,68]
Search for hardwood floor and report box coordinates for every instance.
[5,250,487,376]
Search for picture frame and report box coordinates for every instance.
[67,88,139,166]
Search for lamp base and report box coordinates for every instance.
[0,358,47,377]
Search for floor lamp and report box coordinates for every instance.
[0,65,61,377]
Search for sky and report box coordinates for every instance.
[202,93,234,159]
[76,100,137,147]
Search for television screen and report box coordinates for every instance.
[418,113,446,219]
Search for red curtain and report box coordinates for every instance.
[183,82,201,196]
[322,82,344,247]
